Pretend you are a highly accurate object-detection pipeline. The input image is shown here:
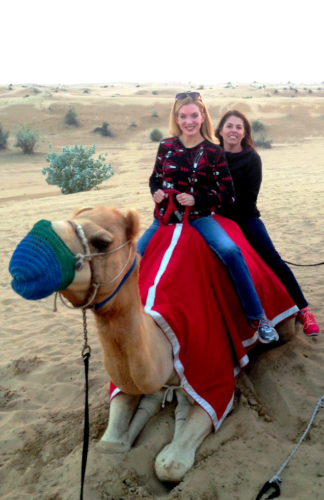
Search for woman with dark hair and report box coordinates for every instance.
[137,92,279,343]
[215,110,320,337]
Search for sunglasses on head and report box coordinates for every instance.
[175,92,201,100]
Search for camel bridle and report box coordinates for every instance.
[54,220,136,313]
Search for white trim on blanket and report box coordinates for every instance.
[110,387,121,401]
[145,224,183,310]
[143,223,233,431]
[233,353,250,378]
[270,305,299,327]
[147,308,222,430]
[242,330,259,348]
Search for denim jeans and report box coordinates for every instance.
[137,216,264,321]
[237,217,307,310]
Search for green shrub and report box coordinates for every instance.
[198,85,204,90]
[274,89,279,94]
[0,124,9,149]
[42,145,113,194]
[152,90,158,95]
[152,110,158,118]
[64,108,79,126]
[309,89,313,94]
[317,87,321,91]
[93,121,113,137]
[14,124,39,154]
[283,87,287,90]
[130,121,137,127]
[253,134,272,149]
[150,129,163,142]
[304,87,307,90]
[251,120,265,133]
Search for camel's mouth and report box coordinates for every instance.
[9,220,76,300]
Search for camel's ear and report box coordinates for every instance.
[125,209,140,242]
[71,206,94,217]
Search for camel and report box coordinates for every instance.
[9,205,296,484]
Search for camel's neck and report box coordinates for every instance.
[93,266,175,394]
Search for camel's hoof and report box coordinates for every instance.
[96,439,131,454]
[155,444,194,483]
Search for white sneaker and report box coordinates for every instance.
[257,316,279,344]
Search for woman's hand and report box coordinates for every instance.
[176,193,195,206]
[153,189,168,204]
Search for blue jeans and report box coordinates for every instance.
[137,216,264,321]
[237,217,307,310]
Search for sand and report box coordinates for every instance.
[0,82,324,500]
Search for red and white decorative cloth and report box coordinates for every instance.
[110,215,298,430]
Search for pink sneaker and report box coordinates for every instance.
[297,308,320,337]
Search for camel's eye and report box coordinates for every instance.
[92,239,110,252]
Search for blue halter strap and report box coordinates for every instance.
[93,257,137,311]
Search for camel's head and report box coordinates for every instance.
[9,206,140,306]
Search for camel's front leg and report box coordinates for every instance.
[155,392,213,483]
[127,390,165,444]
[97,393,141,453]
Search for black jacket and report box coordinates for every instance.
[216,148,261,221]
[149,137,235,221]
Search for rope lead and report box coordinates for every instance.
[255,394,324,500]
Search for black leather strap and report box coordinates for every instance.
[80,351,91,500]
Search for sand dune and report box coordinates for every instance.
[0,83,324,500]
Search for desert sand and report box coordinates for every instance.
[0,82,324,500]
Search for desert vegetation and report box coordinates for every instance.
[93,122,113,137]
[64,108,79,126]
[253,135,272,149]
[0,124,9,149]
[150,129,163,142]
[14,125,39,154]
[251,120,265,133]
[42,145,113,194]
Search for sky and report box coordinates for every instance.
[2,0,323,85]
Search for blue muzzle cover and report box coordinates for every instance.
[9,220,76,300]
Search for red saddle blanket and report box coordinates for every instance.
[110,215,298,430]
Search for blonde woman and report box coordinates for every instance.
[137,92,277,343]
